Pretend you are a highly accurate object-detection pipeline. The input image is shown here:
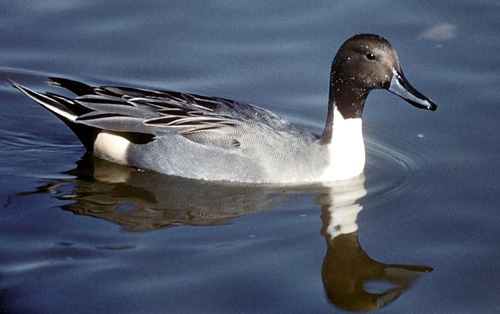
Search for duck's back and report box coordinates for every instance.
[14,78,325,183]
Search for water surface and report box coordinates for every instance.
[1,1,500,313]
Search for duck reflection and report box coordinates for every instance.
[42,155,292,231]
[27,154,432,311]
[318,178,432,311]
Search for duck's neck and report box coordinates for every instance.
[319,80,368,181]
[321,75,369,144]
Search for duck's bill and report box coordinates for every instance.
[388,68,437,111]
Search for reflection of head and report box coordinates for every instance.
[322,232,432,312]
[318,177,432,312]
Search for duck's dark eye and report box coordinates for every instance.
[366,53,376,61]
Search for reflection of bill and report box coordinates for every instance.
[319,177,432,312]
[22,155,432,311]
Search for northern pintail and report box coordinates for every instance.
[12,34,436,183]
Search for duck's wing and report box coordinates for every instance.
[15,78,313,150]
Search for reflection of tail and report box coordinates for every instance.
[322,232,432,312]
[11,81,99,151]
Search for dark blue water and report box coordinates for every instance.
[1,1,500,313]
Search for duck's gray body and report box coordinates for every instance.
[13,34,436,183]
[120,95,325,183]
[130,128,323,183]
[15,81,328,183]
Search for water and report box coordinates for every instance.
[1,1,500,313]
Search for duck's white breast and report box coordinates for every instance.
[320,107,365,181]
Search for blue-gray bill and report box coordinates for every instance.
[388,68,437,111]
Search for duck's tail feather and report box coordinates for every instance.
[11,81,99,151]
[12,82,79,122]
[47,77,95,96]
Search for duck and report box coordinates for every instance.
[12,34,436,184]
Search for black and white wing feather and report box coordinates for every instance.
[13,77,314,150]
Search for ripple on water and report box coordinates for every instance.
[362,136,425,205]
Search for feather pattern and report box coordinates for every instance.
[12,77,325,182]
[45,78,314,143]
